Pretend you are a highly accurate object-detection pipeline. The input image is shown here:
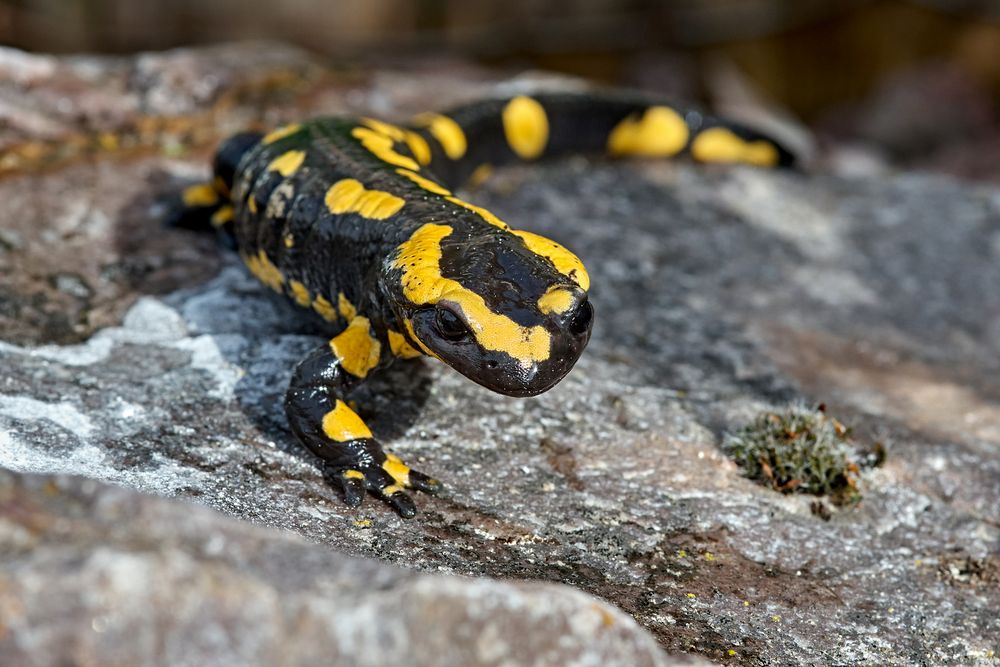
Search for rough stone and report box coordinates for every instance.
[0,469,677,667]
[1,44,998,666]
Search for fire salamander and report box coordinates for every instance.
[174,91,794,517]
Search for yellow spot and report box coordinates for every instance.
[771,615,781,623]
[383,453,411,486]
[312,294,338,322]
[404,131,432,165]
[262,123,302,145]
[393,224,552,369]
[677,550,687,558]
[537,286,577,315]
[467,163,493,189]
[329,316,382,378]
[413,112,466,160]
[743,601,750,607]
[266,150,306,177]
[344,469,366,480]
[247,196,258,214]
[445,196,508,229]
[686,593,696,598]
[284,233,294,248]
[396,169,451,196]
[210,205,234,228]
[608,105,689,158]
[728,650,736,657]
[690,127,779,167]
[388,329,423,359]
[502,96,549,160]
[382,484,404,496]
[338,293,357,321]
[513,230,589,290]
[289,280,311,307]
[351,127,420,171]
[704,552,716,561]
[243,250,284,292]
[353,519,372,528]
[360,117,406,141]
[321,399,373,441]
[325,178,405,220]
[182,183,219,208]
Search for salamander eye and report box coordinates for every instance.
[435,307,469,341]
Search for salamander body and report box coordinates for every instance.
[177,91,793,516]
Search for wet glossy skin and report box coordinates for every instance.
[176,91,793,517]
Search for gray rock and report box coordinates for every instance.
[0,469,678,667]
[1,44,998,665]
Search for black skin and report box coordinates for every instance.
[172,91,793,517]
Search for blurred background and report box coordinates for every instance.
[2,0,1000,180]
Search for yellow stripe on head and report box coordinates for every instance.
[444,196,508,230]
[512,230,590,291]
[393,224,552,369]
[502,96,549,160]
[412,112,467,160]
[608,106,689,158]
[537,286,577,315]
[690,127,779,167]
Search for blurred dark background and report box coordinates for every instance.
[2,0,1000,178]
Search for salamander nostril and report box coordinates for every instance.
[486,360,498,369]
[567,300,593,336]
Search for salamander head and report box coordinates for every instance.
[384,222,593,397]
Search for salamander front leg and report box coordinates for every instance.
[284,322,441,517]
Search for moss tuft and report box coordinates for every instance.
[723,404,882,505]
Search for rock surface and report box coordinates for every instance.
[1,44,998,665]
[0,469,677,667]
